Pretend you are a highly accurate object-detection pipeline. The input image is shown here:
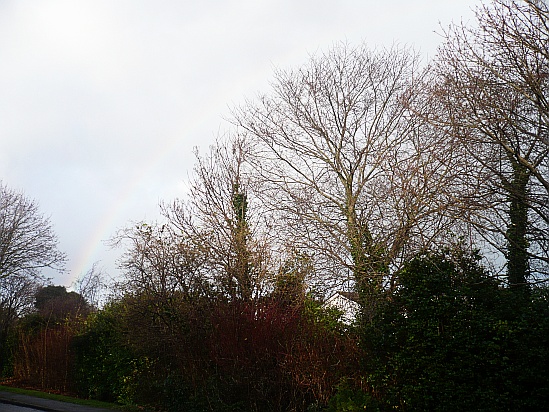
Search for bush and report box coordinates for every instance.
[327,380,380,412]
[71,303,138,402]
[360,248,549,411]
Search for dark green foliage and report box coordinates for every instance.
[272,251,311,306]
[361,248,549,411]
[35,285,88,321]
[228,183,253,301]
[0,326,17,377]
[496,287,549,409]
[231,184,247,228]
[71,303,137,402]
[327,380,380,412]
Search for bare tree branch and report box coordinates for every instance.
[0,182,66,280]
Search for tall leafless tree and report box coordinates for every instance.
[431,0,549,286]
[233,43,465,301]
[162,135,274,301]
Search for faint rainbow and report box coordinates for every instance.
[68,47,319,285]
[68,127,190,284]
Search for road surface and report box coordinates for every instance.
[0,402,44,412]
[0,391,114,412]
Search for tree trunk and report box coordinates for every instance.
[506,159,530,289]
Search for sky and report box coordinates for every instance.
[0,0,478,287]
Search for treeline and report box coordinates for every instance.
[3,249,549,411]
[1,0,549,410]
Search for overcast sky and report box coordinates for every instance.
[0,0,478,287]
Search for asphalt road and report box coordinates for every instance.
[0,402,45,411]
[0,392,114,412]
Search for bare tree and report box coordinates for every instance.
[0,273,43,371]
[0,274,40,326]
[0,182,66,280]
[232,43,464,299]
[72,263,109,310]
[113,135,275,304]
[162,135,273,301]
[113,222,208,300]
[431,0,549,285]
